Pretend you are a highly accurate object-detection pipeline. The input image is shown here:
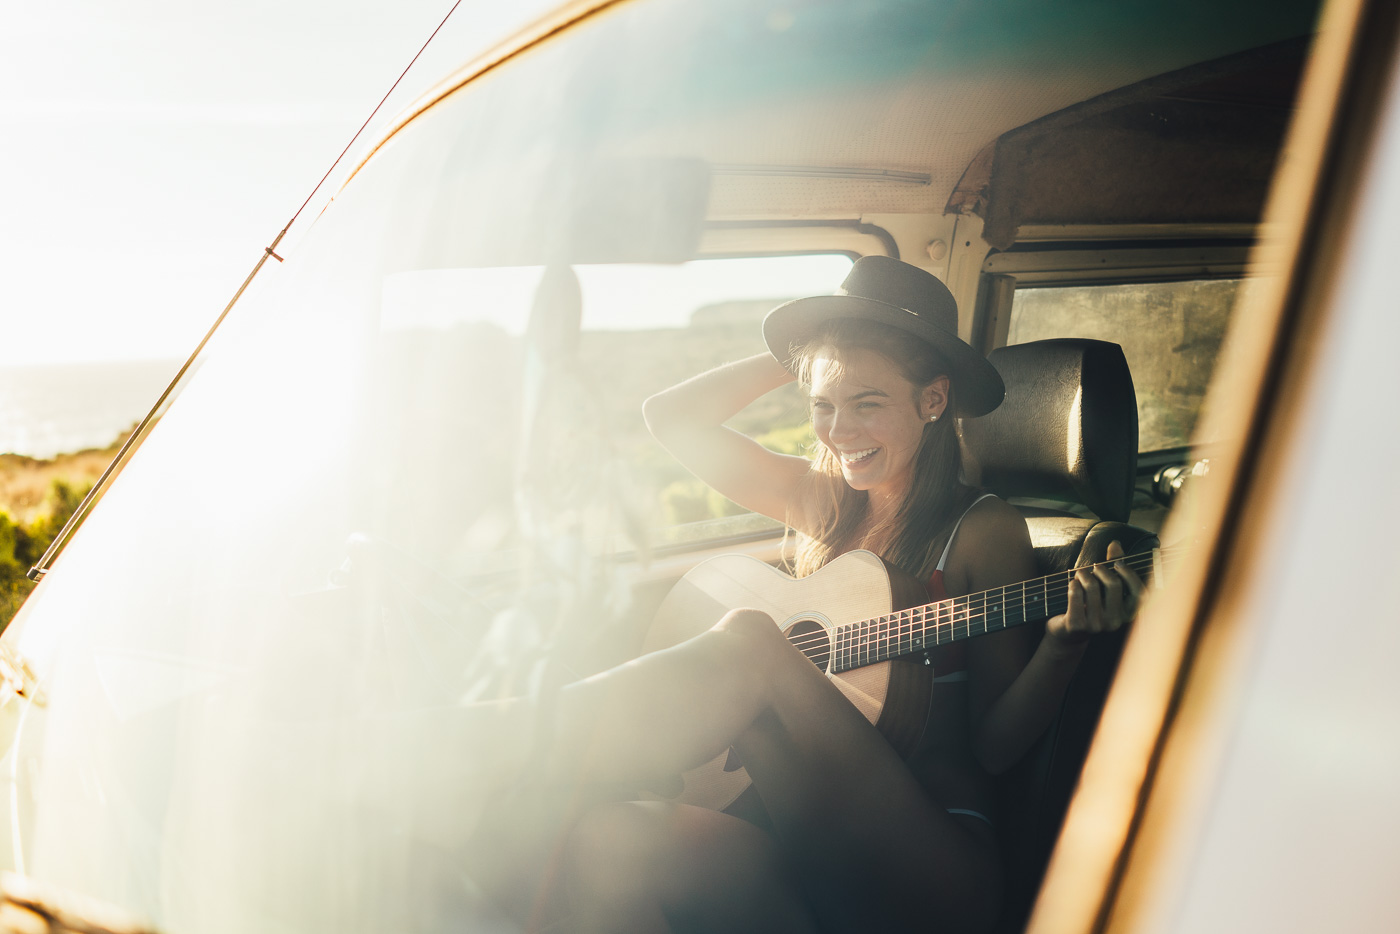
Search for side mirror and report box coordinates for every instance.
[1152,457,1211,507]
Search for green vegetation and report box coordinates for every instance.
[0,479,90,631]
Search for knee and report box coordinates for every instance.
[713,607,781,652]
[709,607,789,676]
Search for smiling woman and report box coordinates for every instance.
[619,256,1141,932]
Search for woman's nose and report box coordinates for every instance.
[828,407,857,441]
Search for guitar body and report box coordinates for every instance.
[641,550,933,811]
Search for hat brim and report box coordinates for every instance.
[763,295,1005,418]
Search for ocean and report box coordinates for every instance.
[0,360,183,459]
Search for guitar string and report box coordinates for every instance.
[789,568,1147,659]
[821,550,1171,658]
[785,551,1165,662]
[781,550,1171,663]
[791,550,1172,666]
[797,550,1165,654]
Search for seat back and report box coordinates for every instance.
[962,338,1140,522]
[960,339,1158,932]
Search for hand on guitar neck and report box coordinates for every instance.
[1043,539,1146,649]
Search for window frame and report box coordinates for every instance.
[973,241,1264,467]
[976,241,1261,350]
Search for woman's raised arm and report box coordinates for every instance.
[643,352,813,524]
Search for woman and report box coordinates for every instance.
[485,257,1141,933]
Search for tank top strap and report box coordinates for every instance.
[934,492,1000,572]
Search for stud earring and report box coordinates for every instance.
[928,414,938,422]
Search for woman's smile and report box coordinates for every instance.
[808,347,944,504]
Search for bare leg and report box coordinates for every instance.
[721,615,1001,933]
[514,608,1002,934]
[564,801,816,934]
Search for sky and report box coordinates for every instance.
[0,0,562,367]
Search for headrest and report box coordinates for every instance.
[960,339,1138,522]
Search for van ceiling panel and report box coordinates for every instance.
[964,39,1309,248]
[359,0,1323,253]
[621,0,1321,223]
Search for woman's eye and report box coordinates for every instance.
[857,401,880,409]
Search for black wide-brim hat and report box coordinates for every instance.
[763,255,1005,418]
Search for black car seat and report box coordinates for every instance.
[959,338,1159,933]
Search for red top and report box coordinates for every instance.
[926,568,968,679]
[927,568,948,601]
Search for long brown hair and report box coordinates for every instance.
[787,318,979,580]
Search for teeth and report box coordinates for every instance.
[841,447,878,463]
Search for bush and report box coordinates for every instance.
[0,479,92,632]
[755,422,815,457]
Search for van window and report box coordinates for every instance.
[382,253,847,554]
[1006,279,1239,453]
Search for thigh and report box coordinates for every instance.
[543,608,1002,931]
[719,614,1003,933]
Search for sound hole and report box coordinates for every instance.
[785,618,832,672]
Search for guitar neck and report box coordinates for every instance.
[827,548,1164,674]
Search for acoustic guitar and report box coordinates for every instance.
[641,546,1161,810]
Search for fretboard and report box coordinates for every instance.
[828,548,1165,674]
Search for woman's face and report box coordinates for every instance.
[809,347,947,503]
